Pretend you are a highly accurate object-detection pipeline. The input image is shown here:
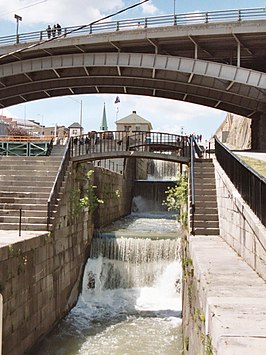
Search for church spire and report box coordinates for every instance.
[100,103,108,131]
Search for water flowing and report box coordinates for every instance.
[34,213,183,354]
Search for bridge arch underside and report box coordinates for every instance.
[0,52,265,119]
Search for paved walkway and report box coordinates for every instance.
[0,230,47,248]
[189,235,266,354]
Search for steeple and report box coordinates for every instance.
[100,103,108,131]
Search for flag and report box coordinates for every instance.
[114,96,120,104]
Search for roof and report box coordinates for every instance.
[116,111,152,129]
[68,122,82,129]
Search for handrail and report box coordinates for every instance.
[0,135,54,141]
[190,135,196,235]
[214,136,266,227]
[70,130,190,160]
[0,7,265,46]
[47,139,71,230]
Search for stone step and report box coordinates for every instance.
[0,166,59,172]
[0,197,48,204]
[0,180,53,192]
[194,182,216,193]
[0,191,49,198]
[0,176,55,183]
[193,220,219,228]
[191,202,218,209]
[0,203,47,211]
[0,156,62,162]
[0,159,61,166]
[0,209,51,218]
[194,177,215,183]
[192,207,218,215]
[193,194,217,201]
[0,215,49,224]
[0,186,52,193]
[0,222,47,231]
[0,171,58,178]
[194,213,219,221]
[194,172,215,178]
[193,227,220,235]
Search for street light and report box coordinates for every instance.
[174,0,176,25]
[68,97,83,130]
[14,14,22,44]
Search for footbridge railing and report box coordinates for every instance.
[215,136,266,227]
[70,131,190,163]
[0,7,265,46]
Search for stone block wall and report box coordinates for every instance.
[0,161,94,355]
[93,158,135,228]
[0,159,135,354]
[214,160,266,280]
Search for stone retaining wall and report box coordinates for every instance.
[182,160,266,354]
[0,159,135,354]
[214,160,266,280]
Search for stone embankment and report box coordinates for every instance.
[183,156,266,354]
[0,155,134,355]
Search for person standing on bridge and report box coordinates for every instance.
[46,25,51,39]
[52,25,56,38]
[56,24,62,36]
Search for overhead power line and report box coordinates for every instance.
[0,0,149,60]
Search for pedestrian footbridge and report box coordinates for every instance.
[70,131,193,164]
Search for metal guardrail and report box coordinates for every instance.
[214,136,266,228]
[190,135,195,235]
[0,7,265,46]
[47,138,71,230]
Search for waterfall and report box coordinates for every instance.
[86,234,181,290]
[147,160,179,180]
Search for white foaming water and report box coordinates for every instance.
[34,214,183,355]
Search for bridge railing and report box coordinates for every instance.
[70,130,190,160]
[47,137,71,230]
[214,136,266,228]
[0,7,265,46]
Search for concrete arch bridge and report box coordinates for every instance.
[0,7,265,149]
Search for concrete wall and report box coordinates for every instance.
[0,159,135,354]
[214,160,266,281]
[182,160,266,354]
[93,158,135,228]
[0,161,93,355]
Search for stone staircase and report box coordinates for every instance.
[190,158,219,235]
[0,152,64,231]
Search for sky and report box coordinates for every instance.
[0,0,265,139]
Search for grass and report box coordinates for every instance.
[237,155,266,178]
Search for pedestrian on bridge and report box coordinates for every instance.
[56,24,62,36]
[46,25,51,39]
[52,25,56,38]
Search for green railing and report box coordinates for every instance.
[0,141,51,156]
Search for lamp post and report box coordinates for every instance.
[174,0,176,25]
[14,14,22,44]
[69,97,83,133]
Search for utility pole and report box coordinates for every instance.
[14,14,22,44]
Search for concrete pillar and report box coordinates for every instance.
[251,113,266,151]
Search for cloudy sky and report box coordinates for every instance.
[0,0,265,139]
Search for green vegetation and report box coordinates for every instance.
[70,169,104,216]
[237,155,266,178]
[163,173,188,226]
